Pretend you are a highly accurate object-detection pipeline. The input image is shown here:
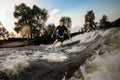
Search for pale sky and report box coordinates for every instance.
[0,0,120,33]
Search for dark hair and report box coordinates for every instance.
[59,19,64,23]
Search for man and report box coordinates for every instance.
[51,19,72,49]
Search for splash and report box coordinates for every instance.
[41,52,69,62]
[70,28,120,80]
[1,52,30,76]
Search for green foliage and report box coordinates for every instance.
[84,10,96,32]
[99,21,113,29]
[83,11,120,31]
[7,38,28,42]
[99,15,108,29]
[112,18,120,27]
[13,3,48,38]
[32,31,83,45]
[45,23,55,35]
[61,16,72,29]
[85,10,95,23]
[32,35,54,45]
[99,15,107,26]
[0,26,9,38]
[97,15,119,29]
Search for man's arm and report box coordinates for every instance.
[51,28,57,38]
[67,31,72,41]
[65,27,72,41]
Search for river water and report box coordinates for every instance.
[0,28,119,80]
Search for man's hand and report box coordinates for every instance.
[67,31,72,41]
[51,34,53,38]
[69,37,72,41]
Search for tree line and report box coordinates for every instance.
[81,10,120,33]
[0,3,120,45]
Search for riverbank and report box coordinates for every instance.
[0,40,30,48]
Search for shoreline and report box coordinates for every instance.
[0,40,31,48]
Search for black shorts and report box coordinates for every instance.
[56,34,64,42]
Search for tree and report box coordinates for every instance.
[99,15,107,28]
[46,23,55,35]
[0,27,9,40]
[31,5,48,37]
[13,3,48,38]
[14,3,32,38]
[113,18,120,27]
[99,15,113,29]
[9,32,16,38]
[61,16,72,30]
[84,10,96,32]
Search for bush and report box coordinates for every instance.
[113,18,120,27]
[32,31,83,45]
[8,38,28,41]
[32,35,54,45]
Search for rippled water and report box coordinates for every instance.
[70,28,120,80]
[0,46,66,74]
[0,28,117,80]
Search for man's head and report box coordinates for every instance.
[59,19,64,26]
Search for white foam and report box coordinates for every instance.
[1,53,30,76]
[41,52,68,62]
[0,28,115,77]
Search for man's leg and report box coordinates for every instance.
[60,37,64,48]
[52,39,59,48]
[60,42,63,48]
